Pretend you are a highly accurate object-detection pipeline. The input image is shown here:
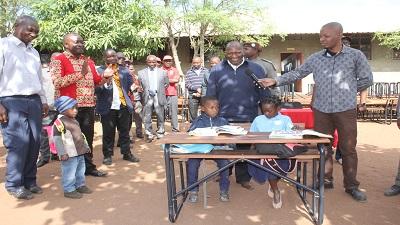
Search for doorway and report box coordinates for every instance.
[280,53,304,92]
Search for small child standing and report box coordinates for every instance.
[248,96,294,209]
[187,96,230,202]
[53,96,93,199]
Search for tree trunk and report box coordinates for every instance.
[164,0,184,78]
[199,22,207,66]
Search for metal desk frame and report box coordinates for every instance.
[159,133,329,225]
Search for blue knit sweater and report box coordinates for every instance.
[206,59,271,122]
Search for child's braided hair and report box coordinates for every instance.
[260,96,282,110]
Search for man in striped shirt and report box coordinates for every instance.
[185,56,209,121]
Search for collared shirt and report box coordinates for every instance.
[276,46,373,113]
[162,65,180,96]
[227,58,245,71]
[185,67,209,92]
[148,67,158,91]
[51,51,102,107]
[0,35,47,103]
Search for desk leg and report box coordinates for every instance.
[312,159,317,220]
[303,162,308,198]
[164,144,179,222]
[164,144,174,222]
[317,144,326,225]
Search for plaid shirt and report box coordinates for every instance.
[277,46,373,113]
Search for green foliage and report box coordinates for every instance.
[32,0,164,61]
[375,30,400,49]
[0,0,31,37]
[155,0,275,60]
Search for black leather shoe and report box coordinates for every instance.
[8,187,34,200]
[103,157,112,165]
[136,134,144,139]
[384,185,400,196]
[85,169,107,177]
[123,153,140,163]
[345,188,367,202]
[27,185,43,194]
[37,159,49,168]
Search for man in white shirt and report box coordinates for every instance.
[0,15,48,200]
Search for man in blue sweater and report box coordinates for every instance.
[206,41,271,190]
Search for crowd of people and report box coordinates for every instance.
[1,16,399,209]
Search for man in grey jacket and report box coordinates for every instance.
[138,55,169,142]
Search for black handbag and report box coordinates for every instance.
[255,144,308,158]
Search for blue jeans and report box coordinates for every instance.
[61,155,86,192]
[187,159,230,193]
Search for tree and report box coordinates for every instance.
[183,0,274,63]
[155,0,275,69]
[0,0,30,37]
[375,30,400,49]
[158,0,185,76]
[31,0,164,61]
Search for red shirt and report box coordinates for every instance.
[162,66,180,96]
[51,51,102,107]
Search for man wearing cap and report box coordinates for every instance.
[162,55,180,132]
[0,15,48,200]
[243,42,280,96]
[185,56,209,121]
[51,32,110,177]
[138,55,169,142]
[96,49,140,165]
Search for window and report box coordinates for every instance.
[344,33,372,60]
[393,48,400,60]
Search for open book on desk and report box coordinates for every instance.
[188,125,248,136]
[269,129,333,139]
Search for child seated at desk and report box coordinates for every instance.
[248,96,294,209]
[187,96,230,203]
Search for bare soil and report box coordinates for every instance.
[0,121,399,225]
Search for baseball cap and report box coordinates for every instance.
[243,42,262,52]
[163,55,173,60]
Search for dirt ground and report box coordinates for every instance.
[0,121,399,225]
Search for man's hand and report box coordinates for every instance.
[258,78,277,89]
[42,103,49,118]
[81,59,89,77]
[60,154,69,161]
[0,103,8,123]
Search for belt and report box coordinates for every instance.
[1,94,39,99]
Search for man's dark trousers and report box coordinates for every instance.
[101,107,131,157]
[1,95,42,191]
[76,107,97,173]
[313,108,360,190]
